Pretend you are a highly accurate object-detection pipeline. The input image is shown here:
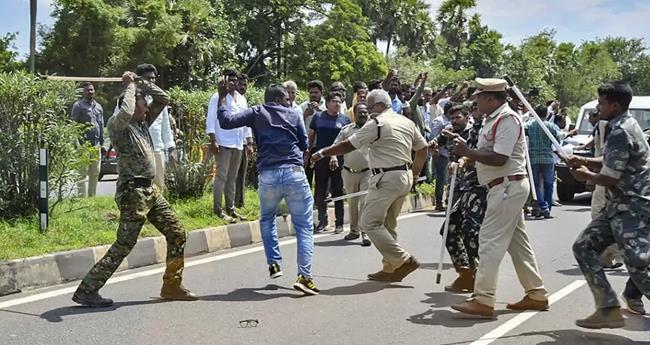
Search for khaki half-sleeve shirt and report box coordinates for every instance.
[476,103,527,185]
[348,109,428,169]
[334,122,369,171]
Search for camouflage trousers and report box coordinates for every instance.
[572,210,650,309]
[439,185,488,269]
[77,180,187,293]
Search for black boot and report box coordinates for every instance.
[72,289,114,307]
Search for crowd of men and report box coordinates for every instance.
[68,63,649,330]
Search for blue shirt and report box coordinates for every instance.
[524,120,561,165]
[430,114,451,157]
[309,112,351,151]
[391,95,402,114]
[71,98,104,146]
[217,102,308,171]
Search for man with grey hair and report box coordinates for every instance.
[283,80,301,115]
[310,89,429,282]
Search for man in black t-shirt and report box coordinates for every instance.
[308,92,351,233]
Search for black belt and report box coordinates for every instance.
[487,175,526,189]
[371,164,410,175]
[343,166,369,174]
[129,177,154,188]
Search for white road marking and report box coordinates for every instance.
[0,212,426,310]
[469,280,587,345]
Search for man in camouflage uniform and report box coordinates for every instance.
[570,81,650,328]
[72,72,197,307]
[430,102,488,293]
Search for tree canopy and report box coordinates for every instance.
[16,0,650,106]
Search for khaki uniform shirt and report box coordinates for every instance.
[108,82,170,181]
[476,103,527,186]
[348,109,428,169]
[334,122,369,171]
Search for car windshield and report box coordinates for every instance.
[578,108,650,134]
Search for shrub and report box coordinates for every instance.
[0,72,91,220]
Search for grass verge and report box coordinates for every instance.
[0,189,261,261]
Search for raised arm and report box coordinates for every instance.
[108,74,137,131]
[142,81,171,127]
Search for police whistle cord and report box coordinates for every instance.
[325,176,427,203]
[503,75,569,162]
[436,165,457,284]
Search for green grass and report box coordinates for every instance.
[416,182,436,199]
[0,189,261,261]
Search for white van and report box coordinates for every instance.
[555,96,650,202]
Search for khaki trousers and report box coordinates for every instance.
[153,150,166,190]
[359,170,412,272]
[77,145,101,197]
[342,168,370,234]
[590,185,606,220]
[473,178,547,307]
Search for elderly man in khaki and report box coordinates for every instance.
[334,102,372,246]
[451,78,548,318]
[311,89,429,282]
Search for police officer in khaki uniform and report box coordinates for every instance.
[311,89,429,282]
[451,78,548,318]
[333,102,371,246]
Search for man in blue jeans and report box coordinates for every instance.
[217,83,319,296]
[524,106,574,218]
[430,103,452,211]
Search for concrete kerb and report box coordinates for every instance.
[0,193,433,297]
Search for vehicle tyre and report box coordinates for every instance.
[557,182,575,202]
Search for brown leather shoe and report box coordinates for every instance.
[392,256,420,282]
[367,270,398,282]
[451,299,495,318]
[506,295,549,311]
[444,267,475,293]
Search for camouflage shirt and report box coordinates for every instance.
[457,120,484,191]
[600,111,650,217]
[107,81,170,181]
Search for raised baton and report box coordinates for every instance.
[436,164,457,284]
[503,75,568,162]
[43,75,124,83]
[325,176,427,203]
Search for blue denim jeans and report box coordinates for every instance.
[258,167,314,278]
[531,164,555,212]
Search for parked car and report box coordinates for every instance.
[99,144,118,181]
[555,96,650,201]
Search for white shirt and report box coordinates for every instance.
[546,106,555,122]
[207,91,252,150]
[299,98,326,129]
[149,107,175,152]
[428,103,444,138]
[437,97,451,110]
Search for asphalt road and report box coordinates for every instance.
[0,195,648,345]
[97,174,118,197]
